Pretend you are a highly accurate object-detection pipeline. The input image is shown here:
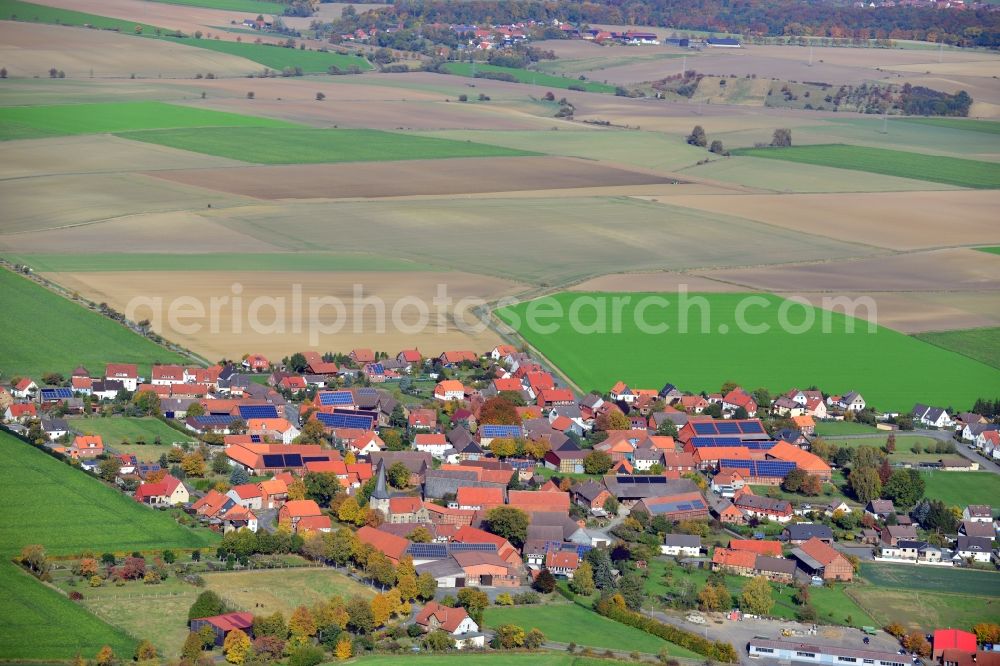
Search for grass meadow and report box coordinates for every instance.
[914,326,1000,369]
[157,36,373,72]
[121,127,537,163]
[71,417,195,445]
[146,0,285,13]
[496,292,1000,412]
[0,0,163,35]
[919,471,1000,508]
[0,431,218,659]
[814,421,881,436]
[8,252,438,272]
[861,563,1000,595]
[978,247,1000,255]
[441,62,617,93]
[731,144,1000,189]
[357,655,634,666]
[0,101,298,141]
[896,117,1000,135]
[0,268,190,379]
[486,602,700,656]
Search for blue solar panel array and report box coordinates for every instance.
[316,412,375,430]
[250,434,262,443]
[238,404,279,420]
[193,415,236,426]
[450,542,497,552]
[614,475,668,484]
[40,387,73,400]
[691,419,767,436]
[407,543,448,559]
[318,391,354,406]
[719,459,796,478]
[366,363,385,374]
[261,453,304,468]
[480,425,523,439]
[646,498,707,514]
[691,436,775,450]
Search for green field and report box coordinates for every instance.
[920,471,1000,509]
[71,417,195,450]
[486,602,699,656]
[644,560,874,628]
[357,655,634,666]
[5,253,440,273]
[896,117,1000,135]
[0,268,191,380]
[861,562,1000,595]
[914,327,1000,370]
[0,431,218,659]
[147,0,284,13]
[979,247,1000,256]
[121,127,537,164]
[158,36,373,73]
[496,292,1000,412]
[0,101,298,141]
[730,144,1000,189]
[814,421,881,436]
[442,62,618,93]
[851,564,1000,630]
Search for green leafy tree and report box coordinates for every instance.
[181,632,202,661]
[229,466,250,485]
[485,506,530,548]
[848,466,882,503]
[571,560,596,596]
[656,419,678,437]
[387,462,410,489]
[303,472,341,507]
[741,576,775,616]
[583,450,613,475]
[687,124,707,147]
[492,623,526,649]
[882,469,924,508]
[457,588,489,625]
[188,590,225,620]
[132,390,161,416]
[534,568,557,593]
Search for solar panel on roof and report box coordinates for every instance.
[302,456,328,463]
[367,363,385,374]
[319,391,353,406]
[746,441,776,450]
[316,412,375,430]
[262,454,284,468]
[716,422,740,434]
[693,422,716,435]
[196,415,234,426]
[239,405,279,419]
[692,500,706,509]
[250,434,262,443]
[284,453,302,467]
[741,422,765,434]
[481,425,522,437]
[450,542,497,552]
[408,543,448,558]
[677,503,693,511]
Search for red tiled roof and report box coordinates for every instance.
[296,515,332,532]
[199,612,253,633]
[457,486,504,507]
[729,539,782,556]
[508,489,569,511]
[712,547,757,570]
[545,550,579,569]
[388,496,422,514]
[934,630,977,654]
[357,525,408,561]
[105,363,137,378]
[414,601,471,633]
[799,537,845,566]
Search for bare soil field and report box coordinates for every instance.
[697,248,1000,293]
[205,196,880,286]
[0,134,246,180]
[658,190,1000,250]
[146,156,672,199]
[47,270,519,359]
[0,173,252,234]
[0,22,259,79]
[0,209,279,254]
[48,0,246,36]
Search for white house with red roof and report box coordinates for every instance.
[414,601,483,648]
[242,354,270,372]
[413,433,450,458]
[12,377,37,399]
[722,388,758,417]
[434,380,465,402]
[151,365,185,385]
[5,402,37,422]
[545,550,580,577]
[135,474,189,506]
[610,381,636,403]
[105,363,138,391]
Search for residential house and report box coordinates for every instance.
[278,499,324,532]
[733,493,794,523]
[609,381,636,404]
[570,481,612,512]
[5,402,38,422]
[227,483,264,511]
[413,433,451,458]
[783,523,834,544]
[414,601,483,649]
[963,505,993,523]
[793,537,853,581]
[913,404,954,429]
[880,524,918,545]
[633,491,710,521]
[866,499,896,520]
[661,534,702,557]
[545,550,580,578]
[105,363,139,391]
[754,555,797,584]
[434,380,465,402]
[933,630,978,661]
[40,417,68,440]
[711,469,747,498]
[12,377,38,399]
[711,548,757,577]
[71,434,104,458]
[134,474,189,506]
[456,486,504,511]
[831,391,866,412]
[956,535,993,563]
[880,539,942,563]
[722,388,758,417]
[791,415,816,435]
[729,539,783,557]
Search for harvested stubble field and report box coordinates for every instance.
[0,134,246,180]
[731,144,1000,189]
[0,172,253,234]
[6,252,437,272]
[47,270,521,360]
[696,248,1000,294]
[657,190,1000,251]
[0,101,298,141]
[121,127,535,163]
[0,210,279,255]
[201,196,879,286]
[0,21,259,79]
[0,267,190,379]
[147,156,671,199]
[496,292,1000,411]
[809,291,1000,334]
[914,326,1000,369]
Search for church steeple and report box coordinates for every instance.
[369,461,391,516]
